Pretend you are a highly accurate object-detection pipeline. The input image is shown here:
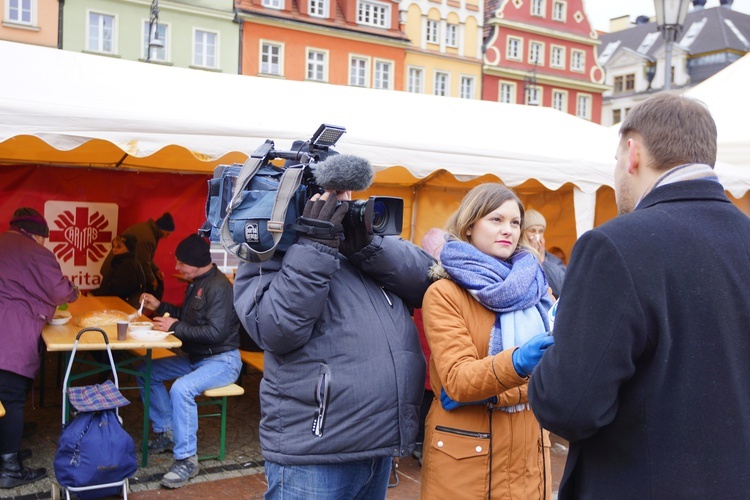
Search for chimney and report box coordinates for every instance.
[692,0,706,9]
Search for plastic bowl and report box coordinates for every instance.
[48,311,72,325]
[128,330,170,341]
[128,321,154,332]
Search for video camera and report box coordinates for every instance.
[201,124,404,263]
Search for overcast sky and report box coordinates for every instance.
[583,0,750,32]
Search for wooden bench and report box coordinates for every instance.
[239,350,264,372]
[127,348,245,461]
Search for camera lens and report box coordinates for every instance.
[372,200,388,233]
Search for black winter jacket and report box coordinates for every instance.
[157,265,239,359]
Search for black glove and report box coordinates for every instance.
[339,199,374,257]
[297,195,348,248]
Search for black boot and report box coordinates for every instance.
[0,452,47,488]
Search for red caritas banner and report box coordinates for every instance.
[0,165,211,306]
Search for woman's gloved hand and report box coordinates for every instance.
[440,388,498,411]
[512,332,555,377]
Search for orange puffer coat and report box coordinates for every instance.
[421,276,551,500]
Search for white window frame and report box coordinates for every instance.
[374,59,393,90]
[193,29,218,69]
[526,85,541,105]
[445,23,458,48]
[571,49,585,73]
[507,37,523,61]
[434,71,449,96]
[529,41,544,65]
[576,93,592,120]
[426,19,439,44]
[262,0,283,9]
[306,48,328,82]
[143,20,168,62]
[499,81,516,104]
[552,89,567,112]
[6,0,35,25]
[552,0,566,21]
[531,0,545,17]
[460,75,475,99]
[550,45,565,69]
[349,55,370,87]
[260,40,284,76]
[357,0,389,28]
[309,0,328,17]
[87,11,117,54]
[407,66,424,93]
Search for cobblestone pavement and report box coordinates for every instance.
[3,352,265,499]
[3,352,568,499]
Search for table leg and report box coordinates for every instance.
[141,350,153,467]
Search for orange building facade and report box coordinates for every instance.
[482,0,608,122]
[237,0,408,90]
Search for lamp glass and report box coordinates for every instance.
[654,0,691,26]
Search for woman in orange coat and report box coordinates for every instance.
[421,184,554,499]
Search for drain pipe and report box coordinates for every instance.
[57,0,64,49]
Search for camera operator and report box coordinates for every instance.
[233,187,434,497]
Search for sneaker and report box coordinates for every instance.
[160,456,199,489]
[148,431,174,454]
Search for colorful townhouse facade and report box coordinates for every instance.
[482,0,608,122]
[0,0,60,47]
[234,0,408,90]
[3,0,611,113]
[41,0,239,73]
[400,0,484,98]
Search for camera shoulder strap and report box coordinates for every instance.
[220,156,304,263]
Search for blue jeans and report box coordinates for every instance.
[264,457,392,500]
[137,349,241,460]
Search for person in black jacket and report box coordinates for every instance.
[89,234,146,307]
[529,92,750,498]
[137,234,241,490]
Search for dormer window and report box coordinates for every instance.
[309,0,328,18]
[263,0,283,10]
[357,0,389,28]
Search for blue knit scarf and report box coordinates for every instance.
[441,239,553,356]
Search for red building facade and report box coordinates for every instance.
[482,0,607,122]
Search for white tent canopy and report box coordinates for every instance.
[685,52,750,169]
[2,40,747,238]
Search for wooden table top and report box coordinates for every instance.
[42,295,182,352]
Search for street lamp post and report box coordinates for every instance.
[146,0,164,63]
[653,0,691,90]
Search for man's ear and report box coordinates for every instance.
[627,137,641,175]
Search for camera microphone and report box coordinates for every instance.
[313,154,374,192]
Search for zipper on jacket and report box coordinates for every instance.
[380,287,393,307]
[435,425,490,439]
[311,363,331,437]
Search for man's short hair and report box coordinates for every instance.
[619,92,717,170]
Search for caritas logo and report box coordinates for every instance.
[44,201,119,291]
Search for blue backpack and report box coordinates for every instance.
[54,408,137,499]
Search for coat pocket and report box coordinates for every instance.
[432,425,490,460]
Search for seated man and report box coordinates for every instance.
[138,234,241,489]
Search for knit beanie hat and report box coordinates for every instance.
[155,212,175,232]
[523,209,546,231]
[175,234,211,267]
[120,233,138,254]
[10,207,50,237]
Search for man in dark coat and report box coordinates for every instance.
[529,92,750,498]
